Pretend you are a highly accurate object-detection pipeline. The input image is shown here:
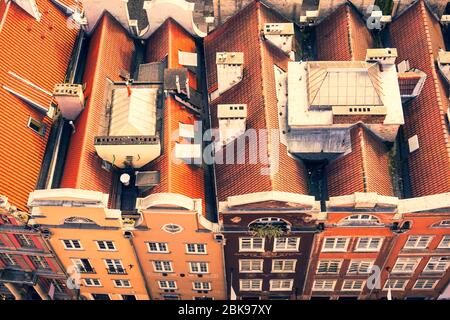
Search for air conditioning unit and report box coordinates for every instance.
[124,230,134,239]
[53,83,85,120]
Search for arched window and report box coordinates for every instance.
[64,217,96,224]
[432,220,450,228]
[162,224,183,234]
[338,214,381,226]
[248,217,291,232]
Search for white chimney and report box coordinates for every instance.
[366,48,398,65]
[52,84,85,121]
[13,0,42,21]
[217,104,247,145]
[263,23,294,54]
[216,52,244,95]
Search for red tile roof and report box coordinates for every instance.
[0,0,78,210]
[142,19,206,210]
[205,1,309,201]
[316,3,373,61]
[60,13,135,195]
[390,0,450,197]
[327,125,394,197]
[397,72,424,96]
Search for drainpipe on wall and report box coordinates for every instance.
[128,236,153,300]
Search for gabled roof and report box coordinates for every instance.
[0,0,78,210]
[390,0,450,197]
[315,3,373,61]
[205,1,309,201]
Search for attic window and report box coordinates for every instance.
[27,117,45,136]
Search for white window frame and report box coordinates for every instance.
[189,262,209,274]
[29,255,50,269]
[341,280,365,292]
[96,240,116,251]
[403,235,432,250]
[347,260,375,274]
[83,278,102,287]
[273,237,300,252]
[239,238,265,252]
[0,253,16,266]
[392,257,422,274]
[193,282,211,291]
[152,260,173,273]
[312,280,336,291]
[104,259,125,274]
[438,236,450,249]
[147,242,169,253]
[239,259,263,273]
[383,279,408,291]
[158,280,177,290]
[355,237,383,252]
[269,279,294,291]
[185,243,207,255]
[317,260,342,274]
[321,237,350,252]
[423,256,450,273]
[15,234,35,247]
[413,279,438,290]
[271,259,297,273]
[71,258,93,273]
[62,239,83,250]
[113,279,131,288]
[239,279,262,291]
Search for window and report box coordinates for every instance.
[271,259,296,273]
[404,236,432,249]
[436,220,450,227]
[193,282,211,291]
[84,278,102,287]
[413,279,438,290]
[147,242,169,253]
[62,240,82,250]
[317,260,342,274]
[423,256,450,273]
[91,293,110,300]
[339,214,380,225]
[96,240,116,251]
[269,279,293,291]
[113,279,131,288]
[240,279,262,291]
[239,259,263,273]
[438,236,450,249]
[355,237,383,252]
[71,258,94,273]
[383,279,408,290]
[186,243,207,254]
[162,224,183,234]
[273,237,300,252]
[159,280,177,289]
[27,117,45,135]
[341,280,365,291]
[152,260,173,273]
[189,262,209,274]
[322,237,349,252]
[312,280,336,291]
[347,260,374,274]
[104,259,125,274]
[0,253,16,266]
[29,255,50,270]
[15,234,35,248]
[239,238,264,252]
[392,257,421,273]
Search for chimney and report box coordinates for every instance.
[366,48,398,65]
[52,84,85,121]
[217,104,247,145]
[13,0,42,21]
[263,23,295,54]
[216,52,244,95]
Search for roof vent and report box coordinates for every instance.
[263,23,294,54]
[52,84,85,120]
[217,104,247,145]
[365,48,398,65]
[13,0,42,21]
[216,52,244,95]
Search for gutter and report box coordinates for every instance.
[0,0,11,33]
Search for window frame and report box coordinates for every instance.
[391,257,422,274]
[354,237,384,252]
[83,278,102,287]
[403,235,433,250]
[113,279,131,288]
[185,243,207,255]
[158,280,177,290]
[239,259,264,273]
[269,279,294,291]
[95,240,116,251]
[438,236,450,249]
[347,259,375,274]
[341,280,366,292]
[321,237,350,252]
[193,281,211,291]
[147,242,169,253]
[152,260,174,273]
[188,262,209,274]
[239,237,265,252]
[271,259,297,273]
[62,239,83,250]
[383,279,409,291]
[317,260,343,274]
[413,279,438,290]
[239,279,263,292]
[273,237,300,252]
[423,256,450,274]
[312,280,337,291]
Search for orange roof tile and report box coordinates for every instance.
[315,3,373,61]
[0,0,78,210]
[327,125,394,197]
[205,1,309,201]
[390,0,450,197]
[60,13,135,195]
